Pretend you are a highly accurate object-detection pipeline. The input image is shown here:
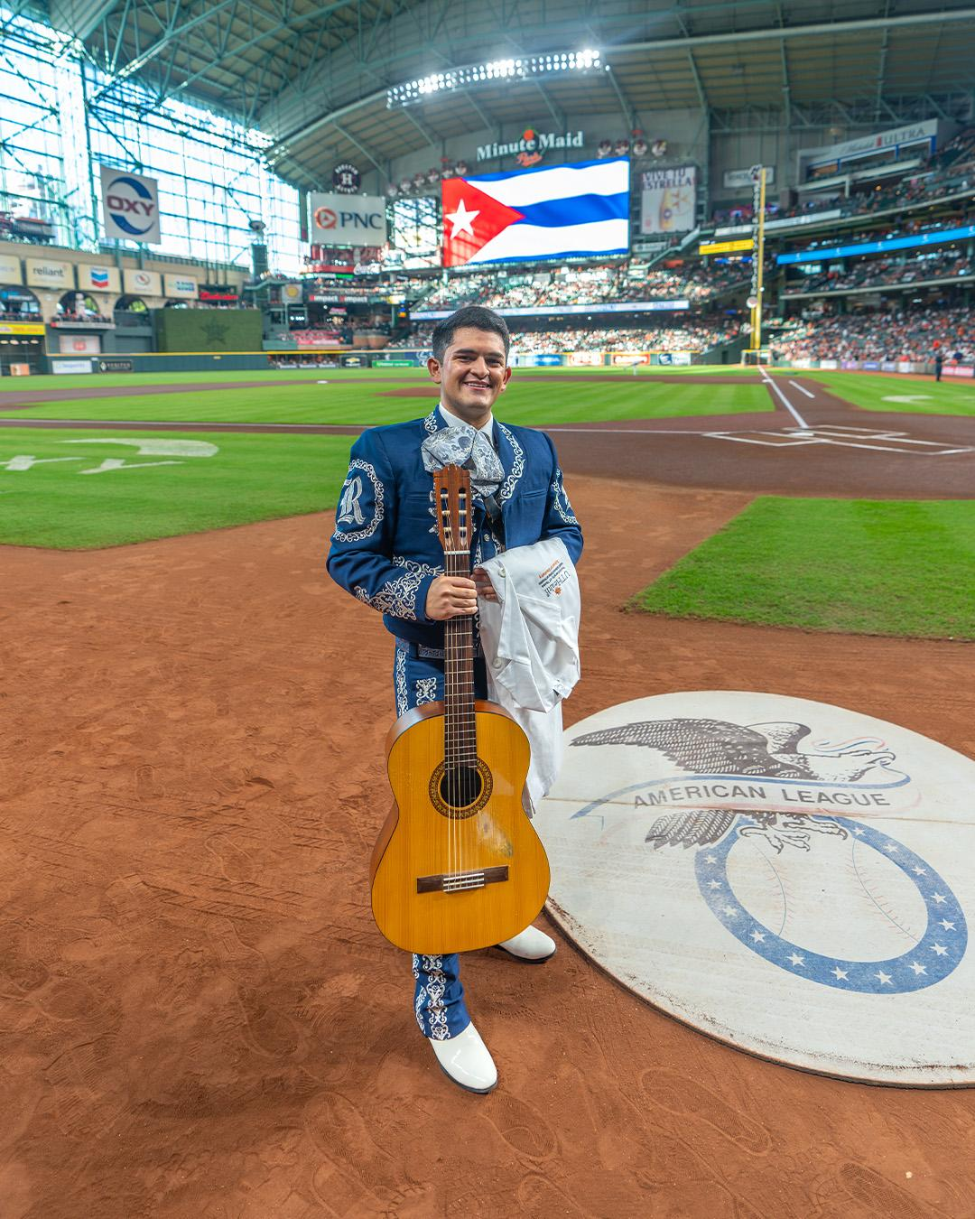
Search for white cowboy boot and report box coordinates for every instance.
[495,925,557,963]
[429,1022,498,1094]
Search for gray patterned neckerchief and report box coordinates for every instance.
[420,417,505,497]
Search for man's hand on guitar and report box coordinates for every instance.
[426,575,479,619]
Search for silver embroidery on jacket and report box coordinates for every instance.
[551,467,579,524]
[497,424,525,505]
[394,647,409,717]
[415,677,438,705]
[357,557,441,621]
[331,458,384,543]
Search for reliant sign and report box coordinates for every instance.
[26,258,73,289]
[308,193,387,245]
[477,129,584,162]
[99,165,162,244]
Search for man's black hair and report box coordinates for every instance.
[431,305,510,363]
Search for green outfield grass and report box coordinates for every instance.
[0,374,771,426]
[0,427,353,548]
[791,370,975,416]
[632,497,975,640]
[0,364,759,395]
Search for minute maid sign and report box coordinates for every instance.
[477,128,584,163]
[536,690,975,1085]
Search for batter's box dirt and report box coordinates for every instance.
[704,426,975,457]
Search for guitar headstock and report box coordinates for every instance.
[432,464,471,560]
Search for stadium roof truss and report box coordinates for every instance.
[35,0,975,187]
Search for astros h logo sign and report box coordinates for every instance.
[105,175,156,236]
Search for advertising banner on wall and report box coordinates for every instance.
[308,193,387,245]
[640,165,697,234]
[0,253,22,283]
[26,258,73,289]
[566,351,602,366]
[100,165,162,244]
[77,264,121,293]
[52,359,94,374]
[0,322,45,336]
[59,334,101,355]
[164,274,198,299]
[723,167,776,190]
[123,268,162,296]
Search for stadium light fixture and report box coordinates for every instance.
[387,49,601,107]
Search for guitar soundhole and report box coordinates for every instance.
[429,759,493,819]
[440,765,482,809]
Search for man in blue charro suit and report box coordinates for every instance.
[328,305,583,1094]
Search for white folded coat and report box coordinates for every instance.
[476,538,581,808]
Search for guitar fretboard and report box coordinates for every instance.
[443,548,477,767]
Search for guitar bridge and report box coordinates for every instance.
[416,866,509,894]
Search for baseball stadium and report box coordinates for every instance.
[2,0,975,1214]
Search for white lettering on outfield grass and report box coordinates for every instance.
[0,437,219,475]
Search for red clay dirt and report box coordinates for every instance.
[2,476,975,1217]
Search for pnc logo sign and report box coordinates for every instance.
[308,192,387,244]
[313,206,381,231]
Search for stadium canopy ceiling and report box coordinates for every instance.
[28,0,975,187]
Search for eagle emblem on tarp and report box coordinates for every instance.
[571,717,897,852]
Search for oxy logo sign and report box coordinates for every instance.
[308,192,387,244]
[99,164,161,244]
[536,691,975,1085]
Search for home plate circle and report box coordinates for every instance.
[535,691,975,1086]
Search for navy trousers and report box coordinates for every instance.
[394,639,489,1040]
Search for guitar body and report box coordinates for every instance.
[371,699,551,955]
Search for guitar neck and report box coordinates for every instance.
[443,549,477,766]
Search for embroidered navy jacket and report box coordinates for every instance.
[327,408,583,648]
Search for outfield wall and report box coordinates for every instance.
[37,351,975,378]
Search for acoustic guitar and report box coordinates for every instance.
[370,463,551,955]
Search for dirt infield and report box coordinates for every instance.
[2,475,975,1217]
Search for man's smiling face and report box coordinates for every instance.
[427,325,511,427]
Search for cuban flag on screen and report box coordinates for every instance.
[442,158,629,268]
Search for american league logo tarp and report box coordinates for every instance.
[536,691,975,1085]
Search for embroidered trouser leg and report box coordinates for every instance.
[393,639,488,1040]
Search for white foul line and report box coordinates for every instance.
[788,379,817,399]
[760,368,811,429]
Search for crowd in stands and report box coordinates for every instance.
[773,305,973,363]
[782,248,974,296]
[0,308,42,322]
[420,259,750,312]
[510,320,738,353]
[390,318,739,354]
[713,126,975,229]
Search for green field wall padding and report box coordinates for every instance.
[155,309,263,352]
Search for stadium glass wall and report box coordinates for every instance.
[0,7,302,275]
